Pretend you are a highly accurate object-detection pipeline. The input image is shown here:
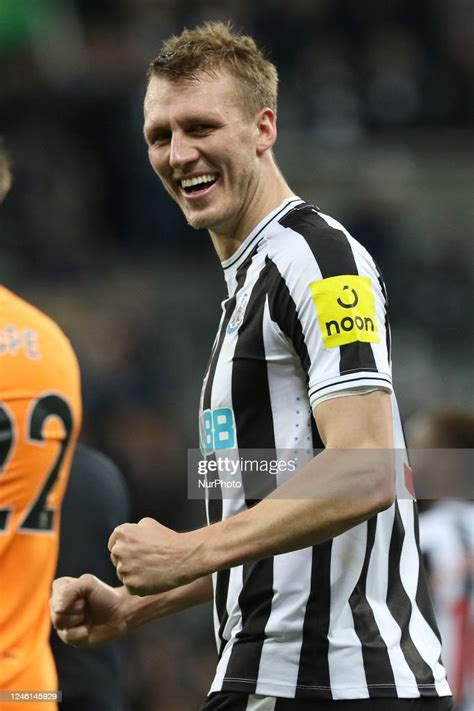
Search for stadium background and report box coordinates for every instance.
[0,1,472,709]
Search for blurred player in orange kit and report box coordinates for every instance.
[0,145,82,710]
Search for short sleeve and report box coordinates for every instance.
[267,206,393,409]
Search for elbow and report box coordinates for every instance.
[367,467,395,515]
[356,448,395,517]
[373,490,395,514]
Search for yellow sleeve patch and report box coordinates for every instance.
[310,275,380,349]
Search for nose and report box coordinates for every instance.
[169,131,199,172]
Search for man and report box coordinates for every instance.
[51,22,453,710]
[0,147,82,710]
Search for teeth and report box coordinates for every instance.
[181,173,217,189]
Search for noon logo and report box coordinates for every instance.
[310,275,380,348]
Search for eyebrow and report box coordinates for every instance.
[144,113,223,141]
[143,123,167,140]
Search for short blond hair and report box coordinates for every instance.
[148,21,278,120]
[0,143,12,203]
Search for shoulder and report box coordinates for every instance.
[265,203,378,288]
[278,204,374,265]
[0,285,74,348]
[0,286,79,377]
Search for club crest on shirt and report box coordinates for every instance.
[310,275,380,349]
[227,291,250,335]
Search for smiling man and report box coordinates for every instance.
[51,23,453,711]
[143,41,288,258]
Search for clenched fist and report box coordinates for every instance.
[108,517,204,596]
[50,574,129,648]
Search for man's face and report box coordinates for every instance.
[144,71,261,235]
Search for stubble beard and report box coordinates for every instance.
[183,199,215,231]
[180,164,255,234]
[184,201,241,234]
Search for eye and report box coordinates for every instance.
[148,131,171,146]
[190,124,214,135]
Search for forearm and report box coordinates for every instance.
[108,393,396,597]
[122,574,213,629]
[189,447,394,576]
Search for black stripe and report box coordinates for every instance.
[215,568,231,659]
[200,691,250,710]
[399,418,413,470]
[279,206,378,376]
[231,261,278,504]
[295,541,333,699]
[266,257,324,449]
[222,262,279,687]
[348,517,396,696]
[222,558,274,695]
[204,256,254,653]
[223,198,301,271]
[308,374,392,398]
[386,501,437,691]
[266,257,311,372]
[203,294,235,528]
[375,263,391,363]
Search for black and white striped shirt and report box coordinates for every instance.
[199,197,451,700]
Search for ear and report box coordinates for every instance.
[255,108,277,156]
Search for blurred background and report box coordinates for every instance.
[0,1,472,709]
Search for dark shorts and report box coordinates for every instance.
[200,693,454,711]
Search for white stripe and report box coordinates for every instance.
[208,260,252,691]
[398,500,452,695]
[310,373,392,408]
[328,523,369,699]
[365,505,420,697]
[256,549,313,697]
[268,228,342,398]
[262,295,314,473]
[210,566,244,693]
[245,695,276,711]
[390,397,417,500]
[211,572,220,649]
[222,197,303,277]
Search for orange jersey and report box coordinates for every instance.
[0,286,81,711]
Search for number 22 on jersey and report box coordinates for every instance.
[0,393,74,533]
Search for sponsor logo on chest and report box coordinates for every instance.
[226,291,250,335]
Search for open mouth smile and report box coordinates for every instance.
[179,172,219,199]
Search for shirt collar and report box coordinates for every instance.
[221,196,304,282]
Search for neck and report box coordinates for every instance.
[209,165,294,262]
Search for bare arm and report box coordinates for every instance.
[191,389,394,571]
[124,573,212,627]
[110,390,395,594]
[51,574,212,648]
